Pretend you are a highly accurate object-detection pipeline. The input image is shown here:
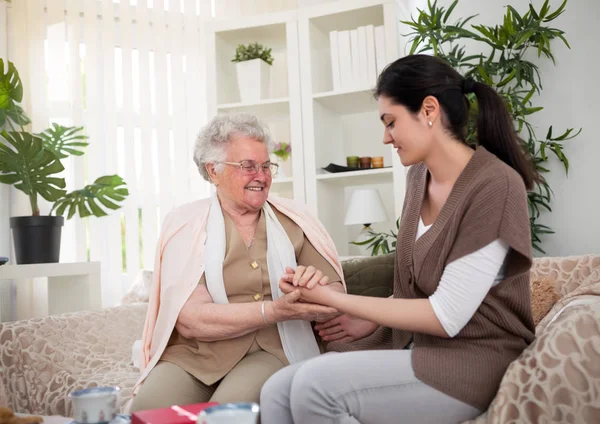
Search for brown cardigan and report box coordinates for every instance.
[330,147,535,410]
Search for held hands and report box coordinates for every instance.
[279,266,335,307]
[270,289,339,322]
[314,314,379,343]
[285,265,330,289]
[270,265,339,322]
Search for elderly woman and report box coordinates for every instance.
[128,113,345,411]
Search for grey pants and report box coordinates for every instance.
[260,350,481,424]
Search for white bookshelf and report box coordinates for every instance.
[299,0,406,255]
[205,0,407,255]
[205,10,305,202]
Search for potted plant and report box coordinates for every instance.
[231,42,274,103]
[271,142,291,178]
[362,0,580,256]
[0,59,129,264]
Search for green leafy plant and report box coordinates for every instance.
[351,218,400,256]
[232,42,274,65]
[0,59,128,218]
[365,0,579,255]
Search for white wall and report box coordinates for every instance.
[397,0,600,257]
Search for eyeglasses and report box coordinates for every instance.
[220,160,279,176]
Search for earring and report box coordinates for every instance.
[428,121,433,127]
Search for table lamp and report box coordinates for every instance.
[344,188,389,250]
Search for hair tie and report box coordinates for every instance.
[462,77,476,94]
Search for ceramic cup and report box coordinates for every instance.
[69,386,120,424]
[197,403,260,424]
[371,156,384,168]
[359,157,372,169]
[346,156,359,168]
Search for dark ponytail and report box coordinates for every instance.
[376,55,537,190]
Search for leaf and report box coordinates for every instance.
[476,66,494,85]
[51,175,129,219]
[497,68,516,87]
[524,106,544,115]
[0,59,24,110]
[506,6,523,26]
[544,0,567,21]
[443,0,458,23]
[523,86,536,104]
[38,123,89,159]
[0,131,66,206]
[514,29,534,49]
[409,36,422,55]
[529,4,540,21]
[556,33,571,49]
[539,0,550,19]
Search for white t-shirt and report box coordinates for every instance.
[417,217,509,337]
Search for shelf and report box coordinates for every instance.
[218,97,290,110]
[308,3,384,33]
[313,88,377,115]
[271,177,294,185]
[217,97,290,117]
[316,167,393,185]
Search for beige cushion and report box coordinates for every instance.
[465,302,600,423]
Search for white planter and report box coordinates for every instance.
[236,58,271,103]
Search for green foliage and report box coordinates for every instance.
[232,42,274,65]
[0,131,66,214]
[351,218,400,256]
[39,123,89,159]
[365,0,579,255]
[0,59,30,129]
[0,58,129,218]
[51,175,128,219]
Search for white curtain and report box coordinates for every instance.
[6,0,212,307]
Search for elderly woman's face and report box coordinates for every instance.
[214,136,272,212]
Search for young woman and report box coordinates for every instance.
[260,54,537,424]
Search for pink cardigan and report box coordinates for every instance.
[131,195,345,399]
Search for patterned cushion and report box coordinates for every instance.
[0,304,147,415]
[464,302,600,424]
[531,254,600,297]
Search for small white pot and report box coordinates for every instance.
[235,58,270,103]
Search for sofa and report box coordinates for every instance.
[1,254,599,423]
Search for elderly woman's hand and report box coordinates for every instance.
[283,266,330,289]
[271,287,339,322]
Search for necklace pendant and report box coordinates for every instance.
[250,260,259,270]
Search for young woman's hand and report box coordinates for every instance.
[279,278,335,307]
[314,314,379,343]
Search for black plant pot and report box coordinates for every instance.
[10,216,64,264]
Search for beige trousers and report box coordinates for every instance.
[130,349,284,412]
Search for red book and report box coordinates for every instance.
[131,402,218,424]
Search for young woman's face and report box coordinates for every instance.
[378,95,435,166]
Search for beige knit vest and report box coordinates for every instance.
[331,147,535,410]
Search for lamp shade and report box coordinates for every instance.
[344,188,389,226]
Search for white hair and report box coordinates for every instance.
[193,113,275,183]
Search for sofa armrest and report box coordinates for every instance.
[0,304,147,415]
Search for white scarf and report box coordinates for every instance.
[204,194,321,364]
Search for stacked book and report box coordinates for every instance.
[329,25,387,92]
